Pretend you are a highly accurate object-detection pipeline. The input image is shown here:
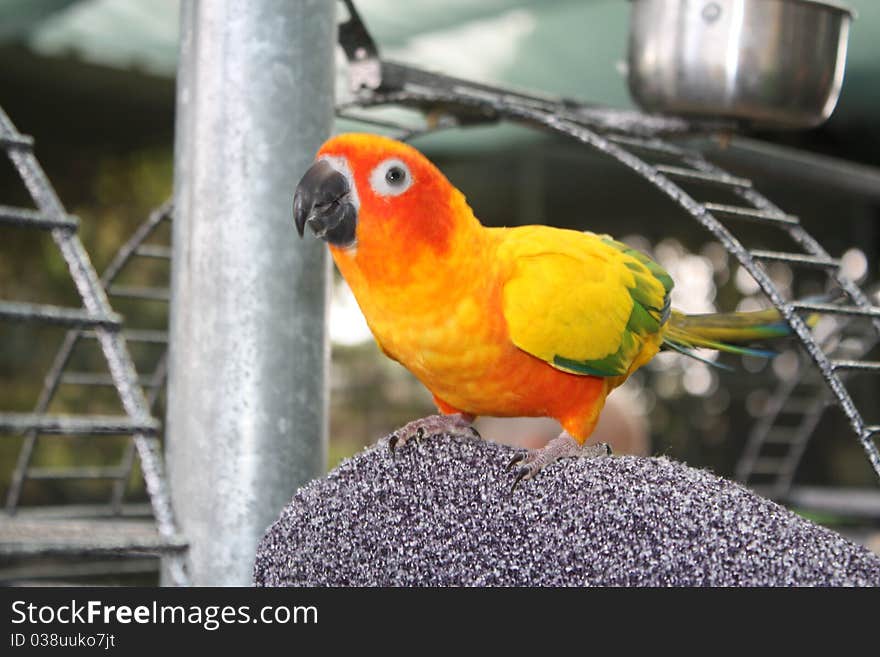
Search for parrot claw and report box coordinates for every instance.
[511,466,530,492]
[387,413,478,453]
[507,433,611,492]
[505,452,526,472]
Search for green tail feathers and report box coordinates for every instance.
[664,308,801,364]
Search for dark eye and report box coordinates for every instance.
[385,166,406,186]
[370,159,413,196]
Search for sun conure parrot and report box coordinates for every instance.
[294,133,792,488]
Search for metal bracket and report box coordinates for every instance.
[338,0,382,92]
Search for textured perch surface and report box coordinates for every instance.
[254,434,880,586]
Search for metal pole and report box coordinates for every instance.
[168,0,334,585]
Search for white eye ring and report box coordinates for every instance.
[369,158,413,197]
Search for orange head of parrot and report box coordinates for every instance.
[293,133,474,258]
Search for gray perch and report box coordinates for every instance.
[255,433,880,586]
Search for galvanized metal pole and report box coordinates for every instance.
[168,0,334,585]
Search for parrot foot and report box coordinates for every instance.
[388,413,479,452]
[506,433,611,491]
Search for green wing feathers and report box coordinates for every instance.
[604,236,675,307]
[602,237,801,362]
[555,236,673,376]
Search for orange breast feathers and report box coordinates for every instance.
[331,220,608,438]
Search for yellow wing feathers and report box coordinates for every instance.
[499,226,672,377]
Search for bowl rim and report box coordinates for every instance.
[627,0,856,20]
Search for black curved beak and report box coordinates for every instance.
[293,160,357,248]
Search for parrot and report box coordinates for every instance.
[293,133,794,489]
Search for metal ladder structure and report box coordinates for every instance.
[0,107,187,585]
[5,201,172,515]
[736,303,880,496]
[337,0,880,484]
[736,358,832,495]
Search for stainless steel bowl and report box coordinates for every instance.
[627,0,854,128]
